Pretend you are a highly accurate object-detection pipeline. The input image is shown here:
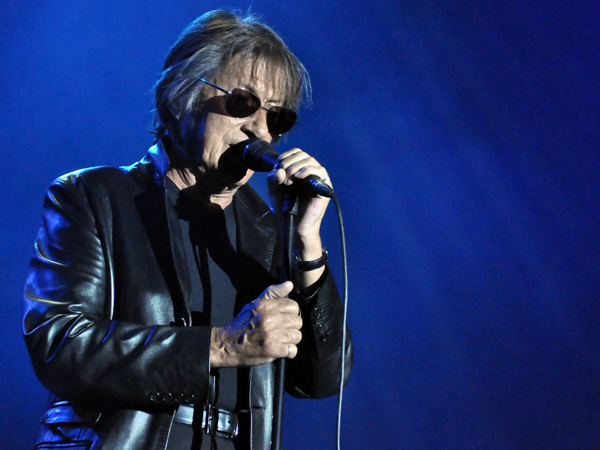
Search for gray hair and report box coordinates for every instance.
[153,10,311,141]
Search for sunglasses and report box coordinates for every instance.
[197,77,298,135]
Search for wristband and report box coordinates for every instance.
[293,249,328,272]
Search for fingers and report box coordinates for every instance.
[210,283,303,368]
[261,341,299,359]
[253,307,302,331]
[244,296,302,361]
[270,148,330,187]
[245,327,302,353]
[226,316,302,365]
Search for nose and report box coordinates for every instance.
[241,107,271,142]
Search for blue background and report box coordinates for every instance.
[2,1,600,449]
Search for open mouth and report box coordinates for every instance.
[217,140,253,182]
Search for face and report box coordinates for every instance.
[176,61,284,194]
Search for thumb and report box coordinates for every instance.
[259,281,294,300]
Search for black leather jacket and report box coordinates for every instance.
[23,142,352,449]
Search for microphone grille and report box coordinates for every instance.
[242,139,279,172]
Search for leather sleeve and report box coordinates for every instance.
[286,267,353,399]
[23,174,212,409]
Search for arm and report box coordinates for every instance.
[286,265,353,399]
[206,266,351,399]
[269,149,353,398]
[206,148,352,397]
[23,175,212,409]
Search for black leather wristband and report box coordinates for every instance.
[293,248,328,272]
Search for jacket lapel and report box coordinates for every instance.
[233,185,279,303]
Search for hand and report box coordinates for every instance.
[209,281,302,368]
[268,148,331,289]
[267,148,332,238]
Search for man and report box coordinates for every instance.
[23,9,352,450]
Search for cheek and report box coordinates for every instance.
[199,114,239,162]
[204,113,240,144]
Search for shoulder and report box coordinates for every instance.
[48,157,156,201]
[54,162,145,190]
[54,166,123,189]
[40,159,156,225]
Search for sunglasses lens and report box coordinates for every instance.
[267,107,297,135]
[226,88,261,118]
[225,87,297,135]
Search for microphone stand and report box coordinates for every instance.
[272,189,298,450]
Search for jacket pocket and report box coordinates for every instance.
[34,403,100,449]
[40,402,101,425]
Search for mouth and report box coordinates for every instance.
[228,139,253,162]
[217,140,254,182]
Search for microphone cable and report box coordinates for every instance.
[241,138,350,448]
[331,192,349,450]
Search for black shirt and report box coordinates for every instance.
[166,178,250,449]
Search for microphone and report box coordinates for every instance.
[241,140,334,198]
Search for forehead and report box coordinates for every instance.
[216,58,287,103]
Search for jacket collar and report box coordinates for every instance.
[145,138,171,182]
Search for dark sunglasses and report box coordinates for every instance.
[197,77,298,135]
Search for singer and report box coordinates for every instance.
[22,10,352,450]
